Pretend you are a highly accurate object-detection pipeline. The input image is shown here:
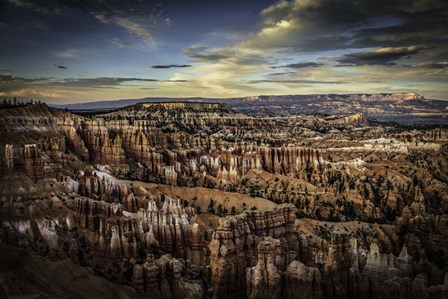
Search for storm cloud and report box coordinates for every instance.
[337,46,430,66]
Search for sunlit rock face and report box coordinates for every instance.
[0,102,447,299]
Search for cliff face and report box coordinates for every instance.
[208,209,448,299]
[34,104,327,186]
[1,103,447,299]
[209,204,298,299]
[74,195,202,264]
[326,113,369,126]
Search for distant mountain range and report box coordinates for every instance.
[50,93,448,124]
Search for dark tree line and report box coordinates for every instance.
[0,97,42,109]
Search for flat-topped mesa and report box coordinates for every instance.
[140,102,228,111]
[363,92,425,102]
[387,92,424,101]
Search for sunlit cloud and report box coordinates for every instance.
[1,0,447,102]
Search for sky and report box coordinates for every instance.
[0,0,447,104]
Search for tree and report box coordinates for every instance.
[217,204,223,216]
[231,206,237,215]
[208,199,215,214]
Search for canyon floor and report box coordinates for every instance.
[1,98,448,299]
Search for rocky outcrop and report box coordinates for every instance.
[426,128,448,140]
[327,113,369,126]
[20,144,45,179]
[209,204,298,299]
[132,253,203,299]
[246,237,282,299]
[282,260,323,299]
[4,144,14,173]
[1,102,448,299]
[74,196,203,264]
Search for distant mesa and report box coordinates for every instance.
[359,92,425,102]
[46,92,447,125]
[140,102,226,111]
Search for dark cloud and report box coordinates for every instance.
[21,20,49,31]
[0,75,159,89]
[52,63,67,69]
[334,64,356,68]
[183,44,274,65]
[4,0,157,19]
[164,79,188,82]
[183,45,230,62]
[253,0,448,53]
[273,62,324,69]
[0,75,50,93]
[0,74,48,83]
[267,72,295,77]
[286,62,323,68]
[152,64,192,69]
[417,61,448,69]
[53,77,158,88]
[337,46,430,66]
[4,0,165,49]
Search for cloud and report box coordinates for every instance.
[7,0,163,49]
[0,74,48,84]
[109,37,132,48]
[165,17,172,27]
[53,77,158,88]
[111,17,155,48]
[274,62,324,69]
[94,15,156,49]
[176,1,446,97]
[152,64,192,69]
[0,74,163,101]
[21,20,49,31]
[183,44,276,66]
[415,60,448,69]
[54,49,80,58]
[336,46,430,66]
[246,79,346,84]
[267,72,295,77]
[177,0,447,74]
[183,45,231,62]
[0,75,52,95]
[5,0,448,99]
[52,63,67,69]
[242,0,448,52]
[6,0,158,18]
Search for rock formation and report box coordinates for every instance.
[1,102,447,299]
